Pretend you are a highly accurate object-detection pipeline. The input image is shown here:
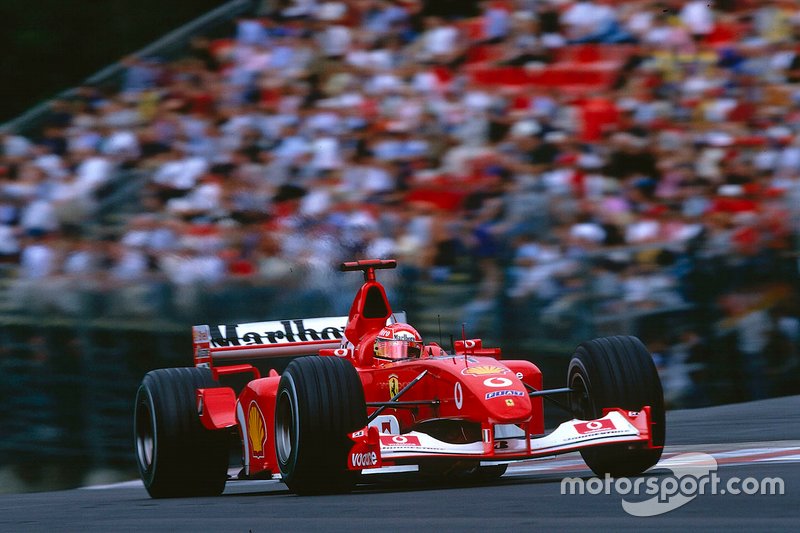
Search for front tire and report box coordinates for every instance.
[134,367,229,498]
[274,356,366,495]
[568,336,665,477]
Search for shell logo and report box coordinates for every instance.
[247,401,267,460]
[461,365,508,376]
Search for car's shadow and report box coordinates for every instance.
[220,468,674,498]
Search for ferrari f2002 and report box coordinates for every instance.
[134,259,665,497]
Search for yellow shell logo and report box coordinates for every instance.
[462,365,508,376]
[247,402,267,459]
[388,375,400,398]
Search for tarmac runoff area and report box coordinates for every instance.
[0,394,797,532]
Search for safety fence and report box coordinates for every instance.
[1,246,798,492]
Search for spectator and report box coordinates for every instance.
[18,231,57,280]
[0,0,797,408]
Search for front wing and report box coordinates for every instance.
[347,407,657,471]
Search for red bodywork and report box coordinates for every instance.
[193,259,658,479]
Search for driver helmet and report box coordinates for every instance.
[374,323,423,362]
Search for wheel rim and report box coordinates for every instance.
[570,371,592,419]
[135,398,154,470]
[275,389,296,466]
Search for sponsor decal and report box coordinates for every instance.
[368,415,400,434]
[454,382,463,410]
[505,399,515,407]
[485,389,525,400]
[388,375,400,397]
[351,430,366,439]
[192,326,209,343]
[462,365,509,377]
[378,325,418,342]
[350,451,379,468]
[334,348,350,357]
[247,401,267,459]
[483,429,492,442]
[464,340,476,349]
[194,347,211,363]
[484,377,513,388]
[210,319,345,347]
[515,372,524,379]
[380,435,421,446]
[628,411,640,417]
[574,419,616,435]
[494,440,509,449]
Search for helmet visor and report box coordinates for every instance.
[375,339,422,361]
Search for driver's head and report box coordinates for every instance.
[374,323,423,362]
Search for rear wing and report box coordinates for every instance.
[193,313,406,367]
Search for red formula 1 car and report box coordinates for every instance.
[134,259,665,497]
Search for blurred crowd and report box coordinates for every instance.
[1,0,800,406]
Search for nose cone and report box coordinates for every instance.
[459,364,531,423]
[479,376,531,422]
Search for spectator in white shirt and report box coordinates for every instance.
[418,16,462,64]
[107,241,149,282]
[680,0,715,40]
[152,146,209,196]
[20,198,59,234]
[73,149,115,195]
[19,232,57,279]
[317,22,352,59]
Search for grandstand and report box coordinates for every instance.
[1,0,799,492]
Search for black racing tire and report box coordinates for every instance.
[134,367,229,498]
[568,335,665,477]
[274,356,366,495]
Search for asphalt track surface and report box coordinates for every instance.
[1,396,798,532]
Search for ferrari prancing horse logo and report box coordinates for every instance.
[388,375,400,397]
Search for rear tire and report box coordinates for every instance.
[274,356,366,495]
[568,336,665,477]
[134,367,229,498]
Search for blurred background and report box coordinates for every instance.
[1,0,798,492]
